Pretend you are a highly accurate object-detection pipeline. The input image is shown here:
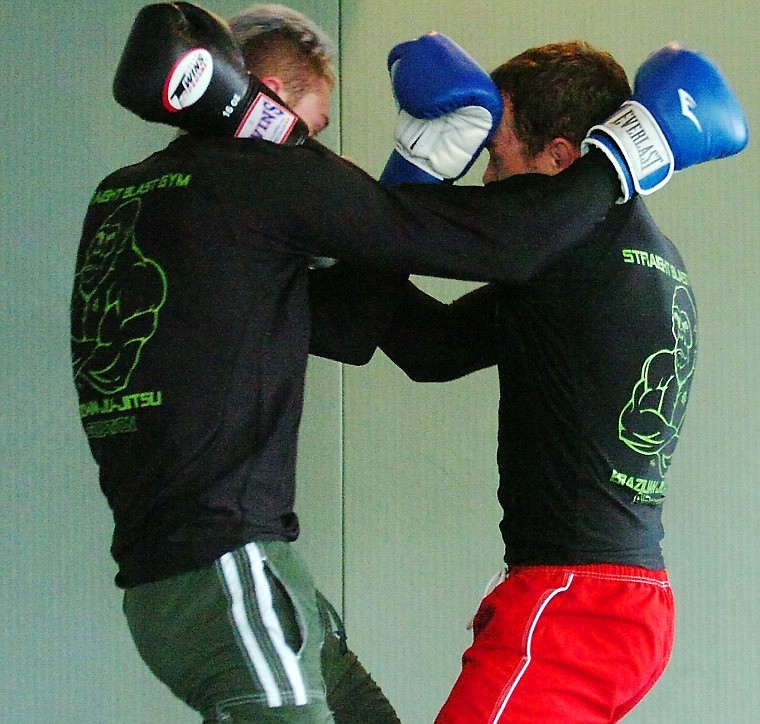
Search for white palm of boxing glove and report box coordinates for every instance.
[393,105,496,180]
[380,32,503,185]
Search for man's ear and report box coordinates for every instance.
[259,75,285,98]
[547,137,581,172]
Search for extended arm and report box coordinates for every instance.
[308,263,408,365]
[112,5,747,283]
[380,281,498,381]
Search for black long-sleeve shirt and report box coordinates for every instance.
[381,199,697,569]
[71,134,621,586]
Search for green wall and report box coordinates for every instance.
[2,1,758,721]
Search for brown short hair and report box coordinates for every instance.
[491,41,631,157]
[228,4,336,102]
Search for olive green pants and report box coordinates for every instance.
[123,541,399,723]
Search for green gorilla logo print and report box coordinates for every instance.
[618,285,697,476]
[72,198,167,395]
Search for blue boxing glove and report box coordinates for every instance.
[380,32,503,184]
[582,43,749,201]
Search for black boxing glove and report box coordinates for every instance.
[113,1,308,143]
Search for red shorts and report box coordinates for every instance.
[435,564,675,723]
